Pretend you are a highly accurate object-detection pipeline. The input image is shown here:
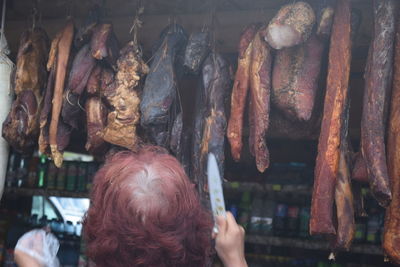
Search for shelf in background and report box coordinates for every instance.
[245,235,382,255]
[223,182,312,195]
[4,187,89,199]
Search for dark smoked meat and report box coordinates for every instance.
[86,65,102,95]
[383,12,400,265]
[200,53,231,179]
[310,0,352,236]
[61,44,96,129]
[351,152,369,183]
[183,30,210,74]
[227,24,258,162]
[140,24,187,147]
[90,23,120,69]
[91,23,112,60]
[74,6,100,48]
[2,27,49,155]
[272,34,324,121]
[170,112,183,155]
[360,0,396,207]
[85,97,109,155]
[249,27,272,172]
[191,79,206,188]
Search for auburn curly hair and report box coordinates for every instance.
[83,146,213,267]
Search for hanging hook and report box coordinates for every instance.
[66,0,75,19]
[30,0,39,30]
[130,0,144,45]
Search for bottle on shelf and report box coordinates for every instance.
[6,151,20,188]
[47,161,58,190]
[15,158,28,188]
[37,155,47,188]
[66,162,78,191]
[77,162,88,192]
[238,191,251,230]
[86,162,98,192]
[249,193,263,234]
[57,163,68,191]
[286,205,300,237]
[26,157,39,188]
[273,203,288,237]
[298,207,310,238]
[260,198,275,236]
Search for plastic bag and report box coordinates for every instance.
[0,32,14,200]
[15,229,61,267]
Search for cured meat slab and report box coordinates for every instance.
[383,10,400,264]
[227,24,258,162]
[360,0,397,207]
[310,0,352,236]
[249,27,272,172]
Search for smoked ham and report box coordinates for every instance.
[2,27,49,155]
[49,20,74,167]
[383,10,400,264]
[227,24,258,162]
[360,0,396,207]
[61,44,96,129]
[310,0,352,235]
[183,30,210,74]
[85,97,109,155]
[248,27,272,172]
[140,24,187,147]
[272,34,324,121]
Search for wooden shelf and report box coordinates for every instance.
[4,187,90,198]
[245,235,382,255]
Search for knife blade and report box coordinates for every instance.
[207,152,226,233]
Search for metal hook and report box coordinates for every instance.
[77,97,85,111]
[66,90,76,106]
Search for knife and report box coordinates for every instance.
[207,153,226,233]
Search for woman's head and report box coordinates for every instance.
[83,146,213,267]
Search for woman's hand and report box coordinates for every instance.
[214,212,247,267]
[14,250,42,267]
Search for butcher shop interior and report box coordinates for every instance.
[0,0,399,266]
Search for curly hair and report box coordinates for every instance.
[83,146,213,267]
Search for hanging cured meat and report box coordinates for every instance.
[90,23,120,69]
[263,2,315,49]
[191,78,207,189]
[271,34,324,121]
[227,24,258,162]
[183,30,210,74]
[333,101,355,251]
[61,44,96,129]
[140,24,187,147]
[310,0,352,235]
[248,27,272,172]
[360,0,397,208]
[316,4,334,40]
[383,12,400,265]
[100,41,149,150]
[200,53,231,180]
[49,21,74,167]
[2,27,49,155]
[86,64,102,95]
[351,152,368,183]
[85,97,109,155]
